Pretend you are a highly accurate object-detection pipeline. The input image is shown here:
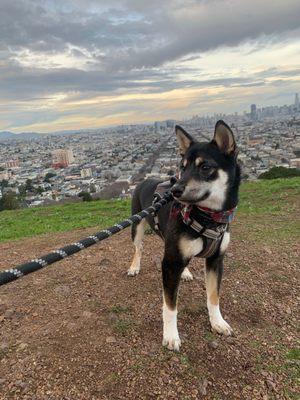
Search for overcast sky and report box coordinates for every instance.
[1,0,300,133]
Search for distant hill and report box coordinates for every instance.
[0,131,15,140]
[0,131,41,140]
[0,129,97,140]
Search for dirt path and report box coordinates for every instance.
[0,223,299,399]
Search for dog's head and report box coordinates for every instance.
[171,120,240,211]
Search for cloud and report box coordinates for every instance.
[1,0,300,70]
[0,0,300,131]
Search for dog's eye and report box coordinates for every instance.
[200,163,212,171]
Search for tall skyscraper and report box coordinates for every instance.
[250,104,257,120]
[295,93,299,110]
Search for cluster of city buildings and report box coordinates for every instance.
[0,96,299,207]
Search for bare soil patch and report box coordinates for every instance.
[0,223,299,399]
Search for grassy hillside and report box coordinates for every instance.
[0,179,299,399]
[0,178,299,243]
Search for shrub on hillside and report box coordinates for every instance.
[78,191,93,202]
[258,166,300,180]
[0,191,20,211]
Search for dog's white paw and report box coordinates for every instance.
[162,336,181,351]
[127,268,140,276]
[210,317,233,336]
[181,268,193,281]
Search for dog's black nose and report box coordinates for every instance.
[171,184,184,198]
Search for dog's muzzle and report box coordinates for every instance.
[171,183,185,199]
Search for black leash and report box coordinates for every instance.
[0,192,173,287]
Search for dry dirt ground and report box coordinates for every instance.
[0,221,299,399]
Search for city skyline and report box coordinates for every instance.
[1,0,300,133]
[0,95,298,136]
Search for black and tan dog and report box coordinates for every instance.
[128,121,240,351]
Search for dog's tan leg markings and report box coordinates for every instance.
[205,268,233,335]
[127,219,146,276]
[162,292,181,351]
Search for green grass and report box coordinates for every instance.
[113,318,135,335]
[110,304,130,314]
[238,177,300,216]
[0,199,130,242]
[0,177,299,243]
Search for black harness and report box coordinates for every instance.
[153,179,231,258]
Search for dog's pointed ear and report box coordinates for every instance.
[213,120,237,156]
[175,125,194,156]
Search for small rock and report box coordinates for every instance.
[54,285,70,296]
[4,309,14,319]
[99,258,111,267]
[18,342,28,350]
[266,379,276,391]
[263,246,272,255]
[286,306,292,315]
[82,311,93,318]
[226,336,236,344]
[0,342,9,351]
[199,378,209,395]
[106,336,117,343]
[153,256,161,269]
[16,381,27,389]
[208,340,218,349]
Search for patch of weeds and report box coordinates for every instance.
[282,390,299,400]
[262,348,300,392]
[270,273,289,282]
[110,304,129,314]
[113,318,135,335]
[109,372,120,382]
[249,339,262,350]
[286,348,300,361]
[230,260,250,271]
[131,362,144,371]
[160,347,175,361]
[180,354,191,366]
[284,348,300,382]
[254,354,265,371]
[204,331,215,342]
[0,350,8,360]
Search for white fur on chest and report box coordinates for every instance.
[179,235,203,259]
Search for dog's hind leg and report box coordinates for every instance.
[205,254,233,336]
[127,219,146,276]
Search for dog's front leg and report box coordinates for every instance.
[205,254,233,336]
[162,255,186,351]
